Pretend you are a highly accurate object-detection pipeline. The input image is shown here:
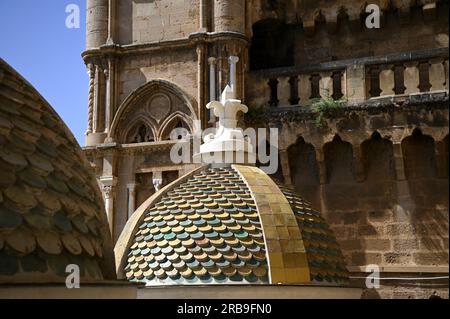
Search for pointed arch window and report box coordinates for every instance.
[127,123,155,144]
[160,117,191,141]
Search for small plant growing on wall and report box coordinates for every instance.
[311,89,347,128]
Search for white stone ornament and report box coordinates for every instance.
[194,85,256,166]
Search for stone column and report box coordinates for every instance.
[127,183,136,218]
[86,0,108,49]
[199,0,209,32]
[214,0,245,34]
[208,57,217,102]
[93,65,102,133]
[100,176,117,234]
[85,64,95,135]
[104,67,111,134]
[106,0,116,45]
[197,44,206,128]
[85,64,107,145]
[208,57,217,124]
[229,56,239,98]
[104,58,116,135]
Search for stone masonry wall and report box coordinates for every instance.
[118,48,198,107]
[117,0,200,45]
[248,102,449,298]
[296,7,448,65]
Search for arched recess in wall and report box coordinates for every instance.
[158,112,193,141]
[401,129,437,180]
[287,136,320,207]
[110,80,197,143]
[401,130,446,226]
[324,135,355,184]
[287,136,320,187]
[255,139,283,182]
[361,132,395,182]
[249,19,294,70]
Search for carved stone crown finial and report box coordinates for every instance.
[208,85,248,131]
[193,56,256,166]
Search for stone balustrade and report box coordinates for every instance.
[250,67,346,108]
[367,56,449,98]
[247,48,449,109]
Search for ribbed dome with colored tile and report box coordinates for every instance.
[0,59,116,283]
[124,167,268,284]
[115,65,348,287]
[117,165,348,286]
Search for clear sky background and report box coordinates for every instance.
[0,0,88,145]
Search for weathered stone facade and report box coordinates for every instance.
[82,0,449,298]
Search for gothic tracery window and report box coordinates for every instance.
[161,118,190,141]
[117,81,195,144]
[128,124,155,144]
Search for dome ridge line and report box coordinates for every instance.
[233,165,311,284]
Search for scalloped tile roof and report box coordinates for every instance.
[124,166,349,286]
[0,59,115,283]
[277,183,349,283]
[125,167,268,284]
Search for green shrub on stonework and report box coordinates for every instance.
[311,89,347,128]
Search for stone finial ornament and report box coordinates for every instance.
[193,57,256,166]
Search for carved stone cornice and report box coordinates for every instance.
[246,92,450,127]
[82,31,249,62]
[82,139,185,157]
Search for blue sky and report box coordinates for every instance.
[0,0,88,145]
